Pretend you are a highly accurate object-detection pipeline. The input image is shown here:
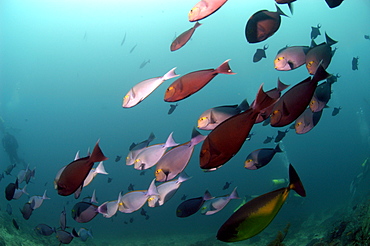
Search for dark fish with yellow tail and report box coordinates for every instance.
[270,64,329,127]
[56,141,108,196]
[171,22,201,51]
[245,5,287,44]
[200,85,278,170]
[217,164,306,242]
[164,59,235,102]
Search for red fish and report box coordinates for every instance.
[200,85,278,170]
[171,22,201,51]
[270,64,329,127]
[164,60,235,102]
[57,141,108,196]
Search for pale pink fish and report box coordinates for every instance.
[148,172,191,207]
[200,187,239,215]
[97,192,123,218]
[119,179,159,213]
[134,132,179,170]
[126,132,155,166]
[155,128,206,182]
[188,0,228,22]
[122,68,179,108]
[29,190,50,210]
[171,22,201,51]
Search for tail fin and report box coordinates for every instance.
[275,143,283,153]
[190,128,207,146]
[164,132,179,148]
[162,67,179,81]
[252,84,279,113]
[325,32,338,46]
[89,140,108,163]
[276,4,288,17]
[312,62,330,84]
[229,187,240,200]
[288,164,306,197]
[215,59,236,75]
[277,78,289,92]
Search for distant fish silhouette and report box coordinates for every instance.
[139,59,150,69]
[121,33,126,46]
[130,44,137,53]
[168,103,178,115]
[310,24,321,39]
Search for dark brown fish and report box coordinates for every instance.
[200,85,278,170]
[56,141,108,196]
[171,22,201,51]
[270,64,329,127]
[5,179,18,201]
[20,202,33,220]
[164,60,235,102]
[245,5,287,43]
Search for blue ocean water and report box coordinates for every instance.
[1,0,370,245]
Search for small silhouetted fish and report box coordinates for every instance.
[332,107,341,116]
[20,202,33,220]
[352,57,359,70]
[168,103,178,115]
[311,24,321,39]
[145,215,150,220]
[223,182,232,190]
[130,44,137,53]
[107,177,112,183]
[121,33,126,46]
[365,35,370,40]
[12,218,19,230]
[275,129,289,142]
[6,203,12,215]
[140,208,147,216]
[253,45,268,63]
[128,183,134,191]
[129,217,134,223]
[181,194,187,200]
[325,0,344,8]
[140,170,146,176]
[263,136,274,144]
[115,156,122,162]
[246,132,255,141]
[34,224,55,236]
[139,59,150,69]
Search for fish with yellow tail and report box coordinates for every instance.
[217,164,306,242]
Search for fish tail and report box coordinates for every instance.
[162,67,179,81]
[275,4,288,17]
[229,187,240,200]
[90,141,108,163]
[147,132,156,143]
[203,190,214,200]
[194,21,202,29]
[190,128,207,146]
[215,59,236,75]
[178,172,192,183]
[237,98,250,112]
[277,78,289,92]
[147,179,159,196]
[95,161,108,175]
[274,143,283,153]
[312,63,330,84]
[165,132,179,147]
[288,164,306,197]
[325,32,338,46]
[252,84,278,113]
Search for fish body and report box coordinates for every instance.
[311,24,321,39]
[168,103,178,115]
[56,141,108,196]
[245,5,287,43]
[274,46,310,71]
[148,172,191,207]
[352,57,359,70]
[253,45,268,63]
[263,136,274,144]
[244,144,282,170]
[274,129,289,142]
[295,108,323,134]
[188,0,228,22]
[217,164,306,242]
[310,81,332,112]
[78,228,93,242]
[71,202,99,223]
[270,64,329,127]
[29,190,49,209]
[21,202,33,220]
[198,99,249,130]
[119,179,159,213]
[134,132,178,170]
[5,179,18,201]
[200,85,278,170]
[201,187,239,215]
[126,132,155,166]
[97,193,123,218]
[176,190,213,217]
[164,60,235,102]
[155,129,205,181]
[123,68,179,108]
[171,22,201,51]
[305,33,337,75]
[35,224,55,236]
[332,106,341,116]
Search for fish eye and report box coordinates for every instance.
[307,61,314,67]
[296,122,301,127]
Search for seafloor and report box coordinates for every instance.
[1,192,370,246]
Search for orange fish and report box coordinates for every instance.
[164,60,235,102]
[200,85,278,170]
[57,141,108,196]
[171,22,201,51]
